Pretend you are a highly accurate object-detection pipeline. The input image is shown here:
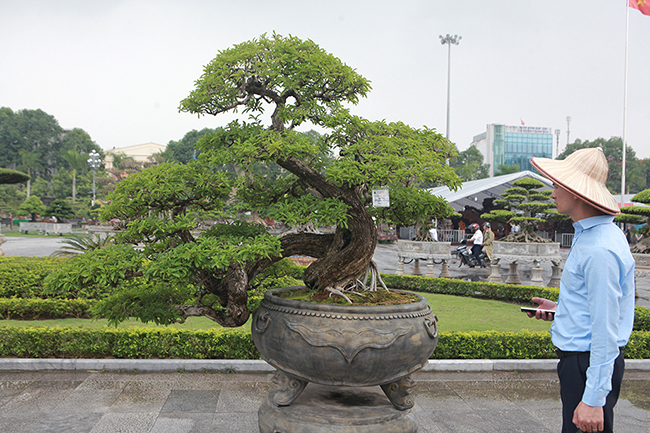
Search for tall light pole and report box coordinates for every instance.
[555,129,561,158]
[566,116,571,147]
[440,34,461,140]
[87,150,101,206]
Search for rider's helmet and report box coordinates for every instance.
[482,222,491,229]
[469,223,480,232]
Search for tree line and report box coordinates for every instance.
[2,105,649,222]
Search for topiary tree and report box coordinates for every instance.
[616,188,650,254]
[43,33,460,328]
[44,199,74,223]
[481,178,565,243]
[17,196,46,222]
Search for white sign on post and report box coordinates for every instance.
[372,189,390,207]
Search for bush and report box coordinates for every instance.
[0,326,646,360]
[0,257,65,298]
[0,298,94,320]
[0,327,258,359]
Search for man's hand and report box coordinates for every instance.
[573,402,604,433]
[527,297,556,321]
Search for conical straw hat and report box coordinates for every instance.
[530,147,620,215]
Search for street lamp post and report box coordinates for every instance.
[87,150,101,206]
[555,129,561,158]
[439,34,462,140]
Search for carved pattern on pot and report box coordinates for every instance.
[263,302,432,320]
[285,319,412,364]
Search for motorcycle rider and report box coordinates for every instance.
[468,223,484,267]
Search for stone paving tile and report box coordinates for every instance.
[109,381,172,413]
[13,412,102,433]
[54,389,123,414]
[215,381,273,413]
[212,412,260,433]
[420,410,501,433]
[474,407,553,433]
[0,380,82,414]
[88,412,158,433]
[160,389,220,413]
[150,413,214,433]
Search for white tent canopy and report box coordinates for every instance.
[428,171,553,212]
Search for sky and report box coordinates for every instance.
[2,0,649,159]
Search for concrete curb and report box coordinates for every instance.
[1,358,648,373]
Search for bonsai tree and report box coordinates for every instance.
[480,178,565,242]
[44,33,460,328]
[17,195,46,222]
[616,188,650,254]
[44,199,74,223]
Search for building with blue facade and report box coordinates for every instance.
[471,124,554,177]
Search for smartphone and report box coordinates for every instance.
[521,307,555,316]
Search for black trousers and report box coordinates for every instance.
[471,245,483,266]
[556,349,625,433]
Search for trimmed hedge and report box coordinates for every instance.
[0,298,94,320]
[0,327,257,359]
[0,257,65,298]
[0,327,647,360]
[382,273,560,303]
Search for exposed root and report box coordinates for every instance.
[324,286,353,303]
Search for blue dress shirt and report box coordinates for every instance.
[551,215,635,407]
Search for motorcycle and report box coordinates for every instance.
[451,239,489,268]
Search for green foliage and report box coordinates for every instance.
[179,32,371,124]
[44,199,74,222]
[51,233,114,257]
[449,145,490,181]
[495,164,520,176]
[0,257,65,298]
[0,326,646,360]
[481,177,564,239]
[0,327,258,359]
[0,298,93,320]
[0,168,30,184]
[43,244,145,299]
[17,195,46,220]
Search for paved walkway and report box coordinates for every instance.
[0,361,648,433]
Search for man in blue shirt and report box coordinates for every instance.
[528,148,635,433]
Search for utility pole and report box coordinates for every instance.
[566,116,571,148]
[555,129,561,158]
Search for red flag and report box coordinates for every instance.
[520,119,525,125]
[630,0,650,16]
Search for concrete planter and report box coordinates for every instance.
[396,240,452,277]
[492,241,561,260]
[491,241,562,286]
[252,286,438,410]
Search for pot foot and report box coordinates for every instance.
[269,370,308,407]
[380,375,415,410]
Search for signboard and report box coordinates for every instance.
[372,189,390,207]
[505,125,552,135]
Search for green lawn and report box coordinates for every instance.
[0,292,550,333]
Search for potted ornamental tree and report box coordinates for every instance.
[481,178,566,285]
[44,34,460,428]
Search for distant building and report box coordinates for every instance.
[471,124,554,177]
[103,142,166,170]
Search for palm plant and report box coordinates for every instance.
[51,233,114,257]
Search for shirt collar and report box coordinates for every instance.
[572,215,615,233]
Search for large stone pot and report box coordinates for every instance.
[492,241,562,286]
[396,240,452,277]
[252,286,438,410]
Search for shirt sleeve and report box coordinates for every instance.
[581,247,624,407]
